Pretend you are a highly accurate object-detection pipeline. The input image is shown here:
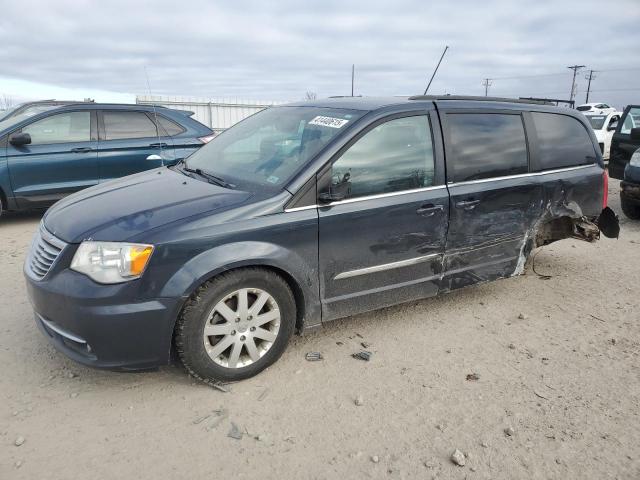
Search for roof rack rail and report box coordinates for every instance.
[408,95,553,105]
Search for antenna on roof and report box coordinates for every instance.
[423,46,449,95]
[144,66,164,167]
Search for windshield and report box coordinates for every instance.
[587,115,607,130]
[184,106,365,191]
[0,104,61,132]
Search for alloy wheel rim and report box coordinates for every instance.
[203,288,281,368]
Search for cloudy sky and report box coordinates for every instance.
[1,0,639,108]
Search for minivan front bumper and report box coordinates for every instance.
[25,269,181,371]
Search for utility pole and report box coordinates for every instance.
[424,45,449,95]
[584,69,597,103]
[482,78,493,96]
[351,64,355,97]
[567,64,585,105]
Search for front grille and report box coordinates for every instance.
[28,226,66,280]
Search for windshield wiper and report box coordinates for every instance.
[181,163,235,189]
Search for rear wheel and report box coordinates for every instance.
[174,268,296,383]
[621,195,640,220]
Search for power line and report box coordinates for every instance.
[584,69,598,103]
[567,65,585,103]
[481,78,493,96]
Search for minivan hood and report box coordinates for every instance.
[44,168,252,243]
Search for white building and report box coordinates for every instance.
[136,95,286,134]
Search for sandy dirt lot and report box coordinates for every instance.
[1,179,639,480]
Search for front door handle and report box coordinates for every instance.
[455,199,480,211]
[149,142,168,148]
[416,204,444,216]
[70,147,92,153]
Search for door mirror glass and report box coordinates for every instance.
[9,132,32,146]
[607,121,618,131]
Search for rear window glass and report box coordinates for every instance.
[156,115,184,136]
[447,113,528,182]
[587,115,606,130]
[103,111,158,140]
[577,106,592,111]
[531,113,596,169]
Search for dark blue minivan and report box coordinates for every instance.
[0,103,213,214]
[24,96,618,384]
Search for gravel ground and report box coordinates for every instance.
[1,178,639,480]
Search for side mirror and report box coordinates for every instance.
[631,128,640,142]
[9,132,31,146]
[318,190,347,204]
[607,122,618,132]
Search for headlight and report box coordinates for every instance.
[630,150,640,167]
[71,242,154,284]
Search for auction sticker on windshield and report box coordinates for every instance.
[309,116,349,128]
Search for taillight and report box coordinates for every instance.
[602,169,609,208]
[198,134,216,144]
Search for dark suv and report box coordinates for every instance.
[0,103,213,214]
[609,104,640,218]
[24,96,618,383]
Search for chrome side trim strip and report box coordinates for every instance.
[284,204,318,213]
[334,253,441,280]
[447,164,596,187]
[329,185,447,206]
[38,314,87,344]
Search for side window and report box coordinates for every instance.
[329,115,435,200]
[22,111,90,145]
[446,113,528,182]
[157,115,185,136]
[531,113,596,169]
[620,107,640,134]
[103,111,158,140]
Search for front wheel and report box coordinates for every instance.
[621,195,640,220]
[174,268,296,383]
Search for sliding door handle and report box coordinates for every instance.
[70,147,92,153]
[149,142,168,148]
[455,199,480,211]
[416,204,444,216]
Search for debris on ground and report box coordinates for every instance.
[355,394,364,406]
[361,341,371,349]
[508,343,516,350]
[211,382,230,393]
[466,373,480,381]
[206,410,228,431]
[371,455,379,463]
[192,414,211,425]
[504,426,515,436]
[534,390,549,400]
[352,351,372,361]
[70,392,78,398]
[424,459,438,469]
[451,449,466,466]
[228,422,243,440]
[336,341,343,346]
[436,423,447,432]
[257,388,269,401]
[14,460,23,469]
[67,372,76,379]
[14,436,25,447]
[480,441,489,448]
[518,313,528,320]
[305,352,323,361]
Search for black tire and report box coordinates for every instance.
[174,268,296,383]
[621,195,640,220]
